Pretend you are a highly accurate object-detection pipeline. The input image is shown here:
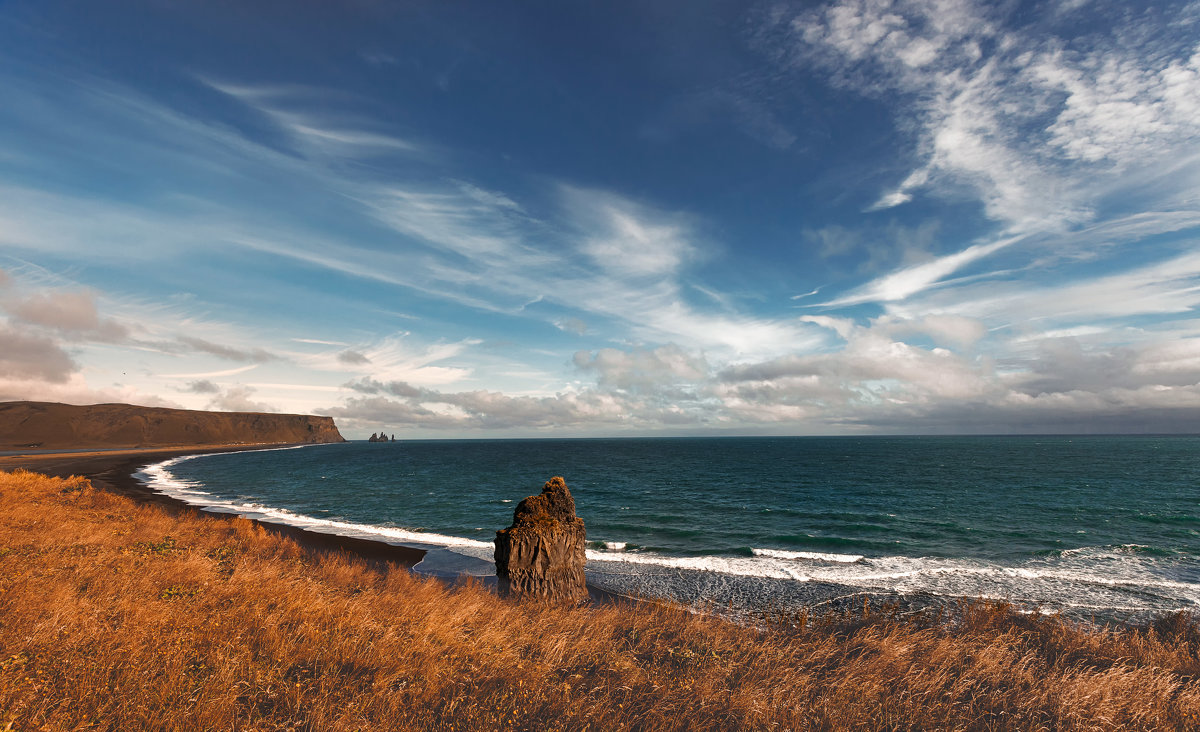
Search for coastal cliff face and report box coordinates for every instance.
[0,401,346,449]
[494,476,588,604]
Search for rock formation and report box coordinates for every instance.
[494,476,588,603]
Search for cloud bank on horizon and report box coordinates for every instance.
[1,0,1198,437]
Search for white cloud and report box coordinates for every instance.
[3,289,129,342]
[709,316,1200,433]
[869,167,928,212]
[337,349,371,365]
[1032,47,1200,164]
[900,314,987,349]
[364,185,527,259]
[174,336,277,363]
[327,387,637,432]
[0,66,837,365]
[299,335,475,386]
[573,345,709,392]
[0,324,77,382]
[199,78,421,159]
[329,316,1146,434]
[825,234,1020,304]
[563,187,699,278]
[207,384,276,413]
[0,372,183,409]
[3,30,1197,435]
[555,317,588,335]
[183,379,220,394]
[778,0,1200,233]
[799,314,857,340]
[889,248,1200,325]
[771,1,1200,326]
[158,364,260,379]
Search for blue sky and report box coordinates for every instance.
[1,0,1199,437]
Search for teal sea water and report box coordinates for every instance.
[140,436,1200,617]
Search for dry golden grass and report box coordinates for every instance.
[2,468,1199,731]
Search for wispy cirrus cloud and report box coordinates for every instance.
[779,0,1200,228]
[174,336,277,363]
[197,78,423,159]
[4,1,1199,436]
[158,365,260,379]
[766,0,1200,305]
[197,78,830,362]
[570,187,699,278]
[297,335,475,386]
[3,59,828,368]
[888,247,1200,326]
[823,234,1021,305]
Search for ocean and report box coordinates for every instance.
[139,436,1200,620]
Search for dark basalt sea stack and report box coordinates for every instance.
[494,476,587,604]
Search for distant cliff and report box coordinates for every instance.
[0,401,346,449]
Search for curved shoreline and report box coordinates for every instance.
[0,444,429,568]
[6,446,1191,623]
[0,444,628,604]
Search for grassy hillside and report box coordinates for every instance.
[2,469,1199,730]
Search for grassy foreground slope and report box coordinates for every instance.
[2,470,1199,731]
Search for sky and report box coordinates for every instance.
[1,0,1199,438]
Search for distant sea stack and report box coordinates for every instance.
[494,476,588,604]
[0,401,346,450]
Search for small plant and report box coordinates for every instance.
[135,536,181,556]
[158,584,199,601]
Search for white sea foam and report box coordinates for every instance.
[583,550,813,581]
[752,548,864,563]
[137,454,493,553]
[137,453,1200,614]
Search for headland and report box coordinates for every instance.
[0,400,345,450]
[0,401,425,568]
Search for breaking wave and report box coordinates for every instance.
[139,450,1200,617]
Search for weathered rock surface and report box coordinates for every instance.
[494,476,587,604]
